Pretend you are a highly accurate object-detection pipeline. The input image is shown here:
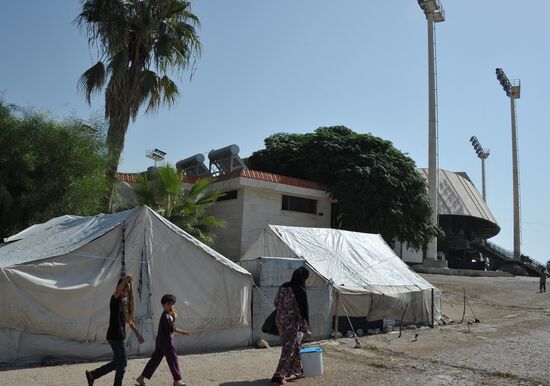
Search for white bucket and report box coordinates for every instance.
[300,347,323,377]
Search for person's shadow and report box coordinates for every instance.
[219,379,272,386]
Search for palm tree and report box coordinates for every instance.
[76,0,201,208]
[133,165,224,245]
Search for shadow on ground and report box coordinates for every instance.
[219,378,271,386]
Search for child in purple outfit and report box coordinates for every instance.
[136,294,191,386]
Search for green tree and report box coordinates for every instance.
[0,100,108,238]
[246,126,442,250]
[76,0,201,206]
[132,165,223,245]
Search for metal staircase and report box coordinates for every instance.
[472,240,544,276]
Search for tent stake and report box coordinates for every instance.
[460,288,466,323]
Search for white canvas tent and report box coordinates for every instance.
[0,206,252,366]
[241,225,441,340]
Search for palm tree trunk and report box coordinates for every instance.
[104,116,129,211]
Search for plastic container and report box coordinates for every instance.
[299,347,323,377]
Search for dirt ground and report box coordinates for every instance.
[2,274,550,385]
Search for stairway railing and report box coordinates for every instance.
[475,239,545,273]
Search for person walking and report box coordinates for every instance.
[540,267,547,293]
[136,294,191,386]
[271,267,311,386]
[85,274,144,386]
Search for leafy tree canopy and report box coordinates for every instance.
[131,165,223,245]
[0,100,108,238]
[246,126,441,250]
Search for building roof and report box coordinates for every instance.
[116,169,327,191]
[417,168,498,225]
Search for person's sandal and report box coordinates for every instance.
[271,376,287,385]
[294,371,305,379]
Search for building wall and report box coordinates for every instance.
[240,187,331,259]
[393,241,423,264]
[205,180,244,260]
[207,177,331,261]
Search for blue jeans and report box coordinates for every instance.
[91,340,127,386]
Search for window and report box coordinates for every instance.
[218,190,238,201]
[282,195,317,214]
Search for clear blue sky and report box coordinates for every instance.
[1,1,548,262]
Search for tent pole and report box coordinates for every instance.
[121,222,126,276]
[430,288,434,328]
[334,292,339,338]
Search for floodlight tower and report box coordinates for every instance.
[146,148,167,167]
[469,136,490,202]
[495,68,521,259]
[418,0,445,264]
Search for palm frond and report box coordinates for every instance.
[130,165,224,245]
[133,173,158,208]
[138,70,161,113]
[160,76,179,105]
[157,165,181,196]
[78,61,106,104]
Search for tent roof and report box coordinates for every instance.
[0,206,249,275]
[243,225,434,291]
[0,207,140,267]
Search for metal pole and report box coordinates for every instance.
[334,292,339,338]
[426,13,438,261]
[510,95,521,259]
[481,157,486,202]
[431,288,435,328]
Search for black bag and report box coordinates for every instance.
[261,310,278,336]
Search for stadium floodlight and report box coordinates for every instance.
[418,0,445,265]
[495,67,521,259]
[469,136,490,203]
[146,148,167,166]
[418,0,445,22]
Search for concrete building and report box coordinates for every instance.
[205,169,332,260]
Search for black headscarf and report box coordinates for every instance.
[282,267,310,323]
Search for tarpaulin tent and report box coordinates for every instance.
[241,225,441,340]
[0,206,252,365]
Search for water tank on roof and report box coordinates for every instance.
[208,144,247,176]
[176,153,210,176]
[208,144,240,161]
[176,153,205,170]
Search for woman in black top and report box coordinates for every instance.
[85,274,144,386]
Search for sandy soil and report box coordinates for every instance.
[1,274,549,385]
